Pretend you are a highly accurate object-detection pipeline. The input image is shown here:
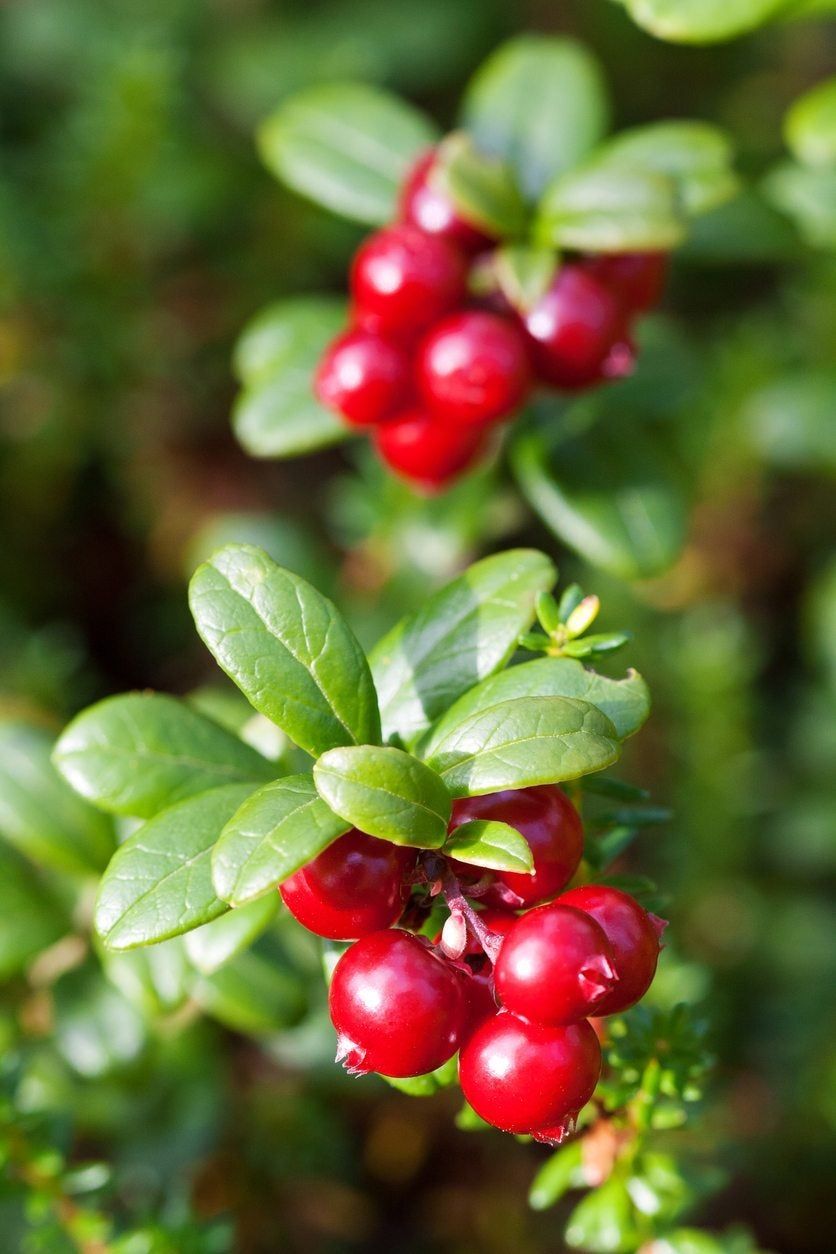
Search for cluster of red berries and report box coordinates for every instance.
[279,783,666,1144]
[314,146,667,491]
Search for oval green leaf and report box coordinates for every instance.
[785,76,836,169]
[537,161,686,252]
[313,745,450,848]
[619,0,785,44]
[183,894,279,975]
[434,133,528,237]
[596,121,739,216]
[444,820,533,873]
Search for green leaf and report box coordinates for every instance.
[314,745,450,848]
[763,161,836,249]
[0,720,114,876]
[420,657,649,752]
[434,133,528,237]
[94,784,255,950]
[212,774,350,906]
[257,81,437,225]
[444,819,533,873]
[512,424,687,581]
[0,845,68,978]
[192,943,307,1034]
[370,549,556,743]
[537,161,686,252]
[566,1174,639,1252]
[743,369,836,471]
[596,121,739,215]
[462,35,610,200]
[190,544,381,757]
[493,244,559,313]
[618,0,786,44]
[53,693,275,820]
[183,894,279,974]
[232,297,349,458]
[426,696,620,797]
[529,1140,586,1210]
[785,76,836,168]
[101,938,194,1018]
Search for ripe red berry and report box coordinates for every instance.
[522,264,627,389]
[279,830,413,941]
[314,328,410,427]
[494,903,618,1025]
[329,930,464,1077]
[449,785,583,907]
[459,1010,601,1136]
[399,149,495,253]
[581,251,668,314]
[417,311,531,427]
[375,407,486,489]
[458,961,497,1042]
[350,224,467,341]
[558,885,666,1015]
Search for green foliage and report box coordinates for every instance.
[536,163,686,252]
[611,0,805,43]
[313,745,451,847]
[443,818,534,872]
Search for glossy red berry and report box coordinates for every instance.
[522,264,627,389]
[314,328,410,427]
[399,148,495,253]
[459,1010,601,1136]
[458,960,497,1041]
[582,251,668,314]
[279,830,413,941]
[494,903,618,1025]
[329,930,464,1077]
[558,885,667,1015]
[449,785,583,907]
[417,312,531,427]
[350,225,467,341]
[375,407,486,489]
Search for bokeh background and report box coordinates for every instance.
[0,1,834,1251]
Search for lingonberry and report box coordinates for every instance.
[458,961,497,1042]
[375,407,486,489]
[399,148,495,253]
[314,328,410,427]
[494,903,618,1025]
[449,785,584,907]
[459,1010,601,1136]
[329,930,464,1077]
[521,263,627,389]
[558,885,667,1015]
[417,311,531,427]
[581,251,668,314]
[350,224,467,341]
[279,830,413,941]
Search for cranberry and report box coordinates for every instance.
[399,149,495,253]
[521,264,626,390]
[329,930,464,1076]
[494,903,617,1025]
[375,407,486,489]
[350,225,467,341]
[459,1010,601,1135]
[314,328,410,427]
[279,830,413,941]
[417,312,531,427]
[458,961,498,1042]
[449,785,583,907]
[582,251,667,314]
[558,885,666,1014]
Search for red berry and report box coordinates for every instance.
[494,903,618,1025]
[417,312,531,427]
[375,407,486,489]
[314,328,410,427]
[558,885,666,1014]
[582,251,667,314]
[329,930,464,1077]
[457,962,497,1042]
[459,1010,601,1136]
[449,785,583,907]
[399,149,495,253]
[350,225,467,341]
[280,830,413,941]
[522,264,627,390]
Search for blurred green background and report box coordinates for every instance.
[0,1,834,1251]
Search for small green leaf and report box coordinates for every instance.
[426,696,620,797]
[785,76,836,168]
[419,657,650,751]
[434,133,528,237]
[462,35,610,200]
[190,544,381,757]
[314,745,450,848]
[763,161,836,249]
[565,1174,639,1252]
[529,1140,585,1210]
[53,693,275,819]
[618,0,785,44]
[183,894,279,974]
[233,297,346,387]
[192,943,307,1034]
[537,162,686,252]
[444,820,533,873]
[494,244,559,313]
[370,548,556,743]
[101,938,194,1018]
[596,121,739,216]
[743,369,836,471]
[258,82,437,225]
[0,844,68,978]
[212,774,350,906]
[94,784,255,950]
